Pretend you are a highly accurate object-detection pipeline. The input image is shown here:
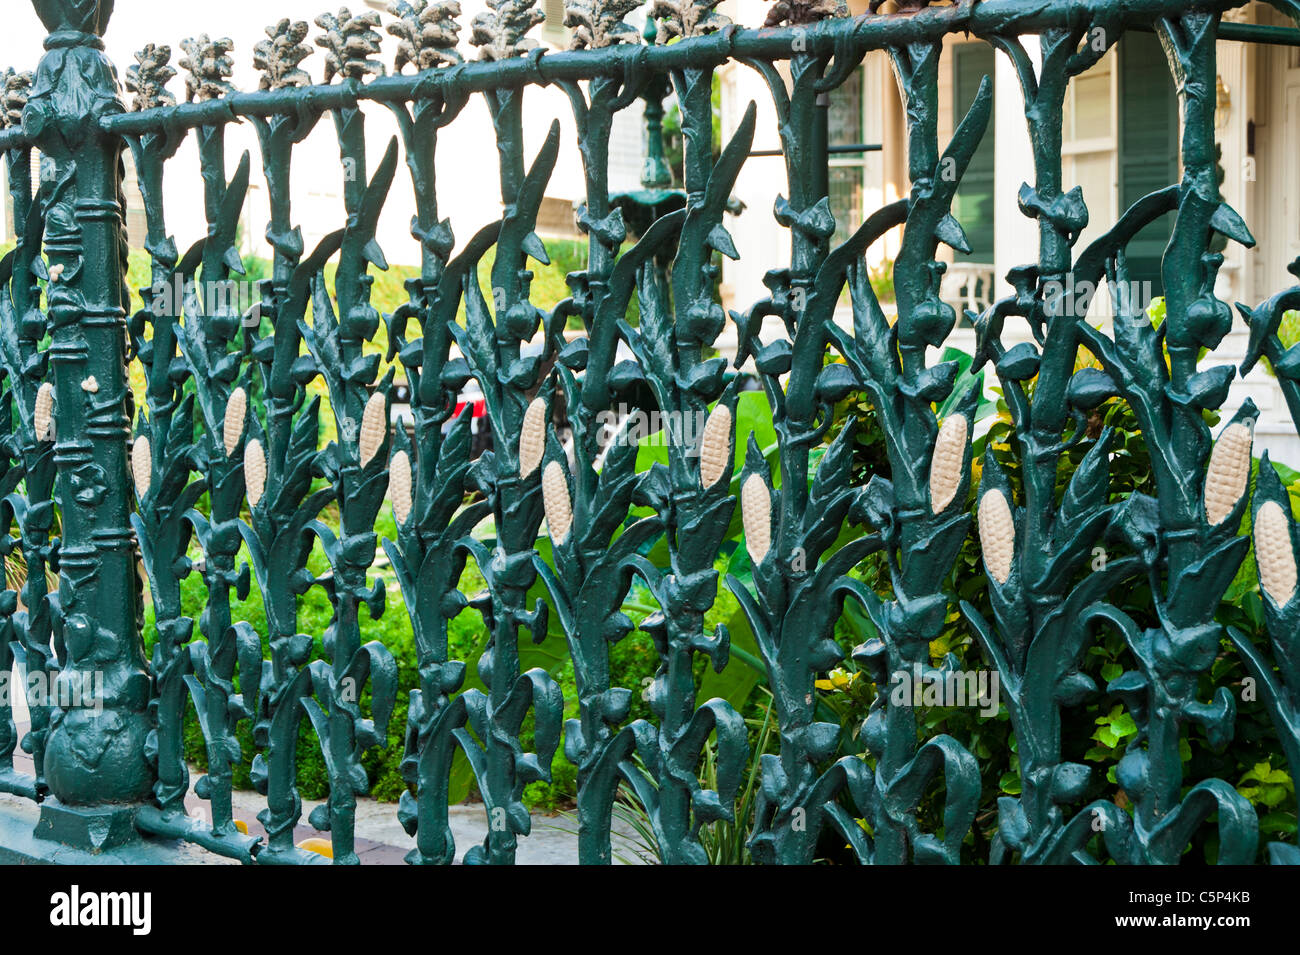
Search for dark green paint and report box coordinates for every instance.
[0,0,1296,865]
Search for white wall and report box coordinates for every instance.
[5,5,1298,466]
[991,39,1036,307]
[724,1,896,334]
[0,0,590,268]
[721,48,783,324]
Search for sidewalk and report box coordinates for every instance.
[4,718,650,864]
[224,787,649,865]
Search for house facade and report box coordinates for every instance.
[722,0,1300,464]
[1,0,648,271]
[2,1,1298,464]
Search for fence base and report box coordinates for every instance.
[0,795,236,864]
[35,798,141,852]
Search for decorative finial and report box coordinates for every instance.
[30,0,114,36]
[315,8,386,83]
[125,45,176,112]
[179,35,236,102]
[1,70,33,128]
[762,0,846,28]
[649,0,730,43]
[387,1,463,72]
[469,0,545,61]
[254,19,314,91]
[563,0,642,50]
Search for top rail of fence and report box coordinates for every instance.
[0,0,1279,153]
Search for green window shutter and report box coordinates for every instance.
[1118,32,1179,298]
[952,44,996,262]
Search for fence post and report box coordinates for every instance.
[23,0,154,848]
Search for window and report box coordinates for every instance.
[828,67,865,247]
[952,44,996,263]
[1063,35,1178,299]
[1117,32,1179,297]
[1062,49,1117,253]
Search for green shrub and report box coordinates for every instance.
[98,255,1300,853]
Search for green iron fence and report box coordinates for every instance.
[0,0,1298,865]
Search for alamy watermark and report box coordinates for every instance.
[596,405,711,458]
[1042,273,1158,320]
[890,663,1001,718]
[0,669,104,715]
[49,886,151,935]
[150,274,263,327]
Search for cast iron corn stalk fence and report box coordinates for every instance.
[0,0,1297,864]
